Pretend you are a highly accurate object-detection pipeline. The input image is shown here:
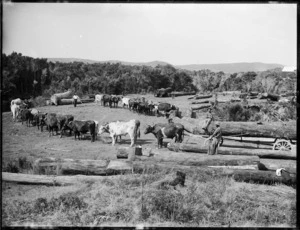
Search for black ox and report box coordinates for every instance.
[144,123,184,148]
[65,120,96,142]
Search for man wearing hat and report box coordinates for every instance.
[73,93,79,107]
[207,121,222,155]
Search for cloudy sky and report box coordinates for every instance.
[3,3,297,66]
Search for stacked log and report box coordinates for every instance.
[189,94,213,100]
[258,93,280,101]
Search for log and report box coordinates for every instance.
[191,100,210,104]
[167,143,296,160]
[1,172,123,186]
[221,138,273,149]
[53,90,73,99]
[135,149,260,167]
[192,95,213,100]
[196,121,296,139]
[191,104,211,110]
[260,159,296,174]
[33,157,110,175]
[60,98,82,105]
[258,93,280,101]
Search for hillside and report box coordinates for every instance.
[176,62,284,73]
[47,58,171,67]
[47,58,284,73]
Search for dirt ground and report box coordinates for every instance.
[2,94,197,164]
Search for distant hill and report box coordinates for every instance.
[47,58,284,73]
[47,58,171,67]
[176,62,284,73]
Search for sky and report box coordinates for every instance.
[2,3,297,66]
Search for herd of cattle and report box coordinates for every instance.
[94,94,179,116]
[9,97,193,148]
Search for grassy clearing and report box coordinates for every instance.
[2,168,296,227]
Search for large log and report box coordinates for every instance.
[1,172,123,186]
[33,158,132,175]
[53,90,73,99]
[191,104,211,110]
[172,118,296,139]
[167,143,296,160]
[260,159,296,174]
[135,149,260,166]
[192,94,213,100]
[258,93,280,101]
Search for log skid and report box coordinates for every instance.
[167,143,296,160]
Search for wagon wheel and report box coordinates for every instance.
[273,139,292,151]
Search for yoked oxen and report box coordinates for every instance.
[10,104,20,122]
[156,103,178,118]
[57,114,75,138]
[98,119,140,147]
[66,120,96,142]
[95,94,104,104]
[102,94,112,107]
[144,123,185,148]
[33,112,47,131]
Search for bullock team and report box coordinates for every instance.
[95,94,179,117]
[10,96,191,148]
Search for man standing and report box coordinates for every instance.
[73,94,79,107]
[207,121,222,155]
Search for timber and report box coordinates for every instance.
[191,94,213,100]
[258,93,280,101]
[167,143,296,160]
[3,164,295,187]
[171,117,296,139]
[33,158,133,175]
[191,104,211,110]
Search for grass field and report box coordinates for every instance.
[2,94,297,227]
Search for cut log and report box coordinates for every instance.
[191,104,211,110]
[167,143,296,160]
[259,159,296,174]
[258,93,280,101]
[53,90,73,99]
[33,157,110,175]
[135,149,260,167]
[194,121,296,139]
[193,95,213,100]
[230,169,296,186]
[191,100,210,104]
[1,172,122,186]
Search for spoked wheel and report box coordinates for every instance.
[273,140,292,151]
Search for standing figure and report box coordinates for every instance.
[207,121,222,155]
[73,94,79,107]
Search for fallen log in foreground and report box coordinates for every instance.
[190,94,213,100]
[33,158,133,176]
[3,164,295,187]
[167,143,296,160]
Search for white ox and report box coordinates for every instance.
[11,104,20,121]
[98,119,140,147]
[121,97,131,108]
[95,94,104,104]
[11,98,23,106]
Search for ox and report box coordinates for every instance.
[98,119,140,147]
[42,113,59,137]
[156,103,178,118]
[11,104,20,121]
[57,114,74,138]
[33,112,47,131]
[66,120,96,142]
[122,97,131,108]
[95,94,104,104]
[102,94,112,107]
[18,109,34,127]
[144,123,185,148]
[111,95,122,107]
